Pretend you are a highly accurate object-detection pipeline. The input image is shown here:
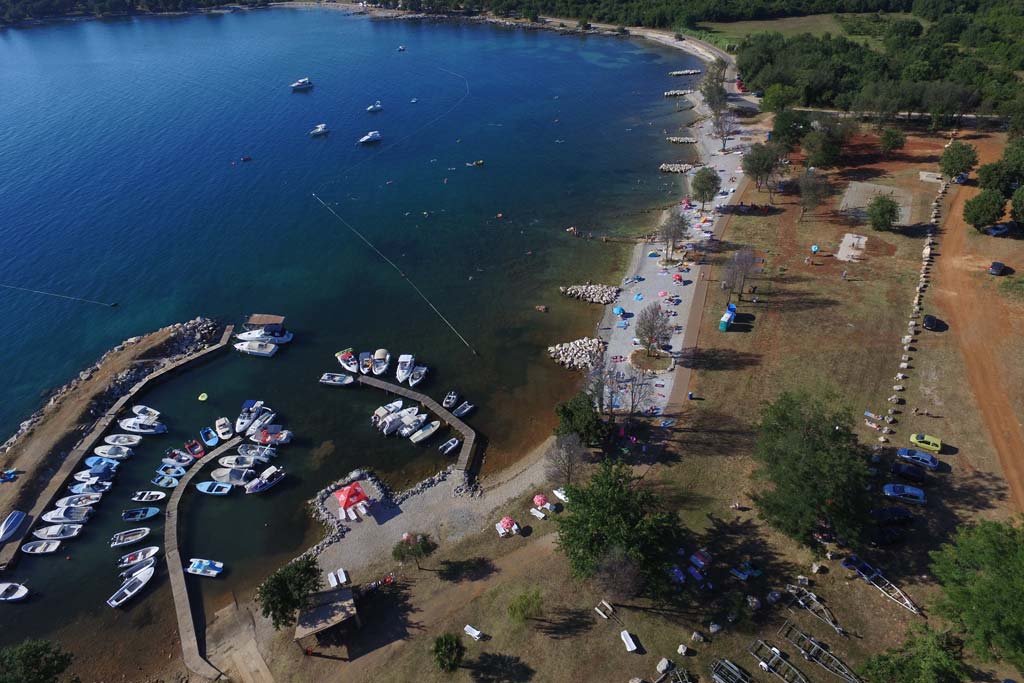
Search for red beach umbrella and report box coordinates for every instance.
[673,273,683,281]
[533,494,548,508]
[658,290,668,297]
[500,516,515,530]
[334,481,370,510]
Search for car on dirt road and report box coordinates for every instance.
[898,447,940,470]
[890,462,928,484]
[989,261,1006,276]
[883,484,927,505]
[909,433,942,453]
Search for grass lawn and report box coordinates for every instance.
[691,12,916,50]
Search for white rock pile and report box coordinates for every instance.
[559,284,620,304]
[548,337,606,370]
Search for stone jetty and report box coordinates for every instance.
[659,162,702,174]
[666,136,698,144]
[664,89,695,97]
[548,337,606,370]
[560,283,620,304]
[669,69,701,76]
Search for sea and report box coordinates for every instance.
[0,8,700,670]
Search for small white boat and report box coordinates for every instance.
[335,348,359,373]
[74,467,115,483]
[122,507,160,522]
[196,481,232,496]
[186,558,225,577]
[359,351,373,374]
[69,480,112,494]
[151,475,179,489]
[120,557,156,580]
[0,583,29,602]
[55,494,101,508]
[442,391,459,409]
[290,77,313,91]
[110,527,151,548]
[397,45,406,51]
[408,365,428,388]
[156,464,187,479]
[372,348,391,375]
[251,425,292,445]
[117,545,159,568]
[381,407,418,436]
[238,444,277,459]
[106,566,155,608]
[162,449,194,468]
[439,437,460,455]
[118,417,167,434]
[34,524,83,540]
[234,341,278,357]
[366,100,383,112]
[94,444,133,460]
[215,417,233,440]
[236,328,294,344]
[0,510,26,543]
[235,400,264,434]
[218,455,265,468]
[42,507,92,524]
[371,399,403,426]
[410,97,418,103]
[244,466,285,494]
[132,405,160,420]
[359,130,382,144]
[395,354,415,383]
[320,372,354,386]
[211,468,255,486]
[104,434,142,447]
[410,420,441,444]
[245,408,276,437]
[85,456,121,469]
[398,413,427,438]
[21,540,60,555]
[309,123,329,137]
[453,401,475,418]
[131,491,166,503]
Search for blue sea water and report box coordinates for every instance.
[0,8,699,665]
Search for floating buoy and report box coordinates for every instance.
[198,393,208,402]
[496,213,504,219]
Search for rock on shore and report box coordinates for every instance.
[559,283,620,304]
[548,337,606,370]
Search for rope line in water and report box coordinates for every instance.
[0,283,117,308]
[311,193,478,356]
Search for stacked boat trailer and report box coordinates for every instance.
[747,640,810,683]
[710,658,751,683]
[778,620,861,683]
[785,585,846,636]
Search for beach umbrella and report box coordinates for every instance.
[672,274,683,281]
[334,481,369,510]
[613,306,624,316]
[658,291,668,297]
[500,516,515,530]
[533,494,548,508]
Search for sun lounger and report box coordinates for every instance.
[327,571,338,588]
[530,507,546,520]
[356,501,369,516]
[346,507,358,522]
[512,523,521,535]
[601,600,614,614]
[495,523,509,538]
[464,624,483,641]
[335,568,348,585]
[553,488,569,503]
[594,606,609,619]
[542,502,556,512]
[621,630,637,652]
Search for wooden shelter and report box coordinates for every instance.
[294,587,361,642]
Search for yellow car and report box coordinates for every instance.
[910,433,942,452]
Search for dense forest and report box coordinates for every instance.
[1,0,266,23]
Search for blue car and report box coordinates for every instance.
[883,484,927,505]
[896,448,940,471]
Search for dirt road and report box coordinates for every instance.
[933,136,1024,512]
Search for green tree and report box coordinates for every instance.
[742,143,782,192]
[930,519,1024,669]
[0,640,77,683]
[962,189,1006,231]
[860,626,969,683]
[867,194,902,231]
[1012,185,1024,224]
[255,555,323,630]
[691,166,721,210]
[879,128,906,157]
[658,211,688,261]
[392,533,437,570]
[762,83,799,113]
[752,391,872,550]
[801,128,841,168]
[771,109,811,152]
[431,633,465,672]
[797,171,830,221]
[977,161,1016,197]
[507,588,544,622]
[554,391,607,445]
[636,302,672,356]
[556,460,681,581]
[939,141,979,179]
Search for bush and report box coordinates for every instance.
[962,189,1006,231]
[508,588,544,622]
[867,195,901,231]
[431,633,465,672]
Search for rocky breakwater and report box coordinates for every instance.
[548,337,606,370]
[559,283,620,305]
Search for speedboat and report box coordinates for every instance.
[381,407,417,435]
[320,373,354,386]
[69,480,112,494]
[122,507,160,522]
[42,507,92,524]
[184,439,206,458]
[131,491,166,503]
[105,434,142,447]
[151,475,179,489]
[409,365,428,388]
[439,437,460,455]
[218,455,266,468]
[94,444,132,460]
[398,413,427,438]
[196,481,232,496]
[395,354,414,383]
[335,348,359,373]
[442,391,459,409]
[34,524,83,540]
[132,405,160,420]
[238,444,277,459]
[236,327,294,344]
[21,540,61,555]
[200,427,219,448]
[162,449,194,468]
[359,130,382,144]
[120,557,156,580]
[453,401,475,418]
[290,77,313,91]
[397,45,406,51]
[251,425,292,445]
[359,351,373,374]
[309,123,329,137]
[372,348,391,376]
[410,98,418,103]
[186,558,225,577]
[106,565,155,608]
[117,545,159,568]
[211,467,255,486]
[234,341,278,357]
[0,583,28,602]
[235,400,264,433]
[371,399,403,426]
[55,494,101,508]
[245,408,276,437]
[85,456,121,469]
[366,100,383,112]
[110,527,150,548]
[244,466,285,494]
[118,417,167,434]
[156,464,187,479]
[215,417,234,440]
[410,420,441,444]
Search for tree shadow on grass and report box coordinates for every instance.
[532,607,594,640]
[763,289,839,312]
[656,408,756,460]
[340,581,422,659]
[466,653,535,683]
[677,347,763,371]
[438,557,497,583]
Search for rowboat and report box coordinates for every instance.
[151,475,179,489]
[162,449,194,468]
[116,545,159,568]
[55,494,101,508]
[85,456,121,469]
[34,524,83,540]
[94,444,133,460]
[120,557,156,581]
[0,583,29,602]
[184,440,205,459]
[210,468,255,486]
[132,405,160,420]
[196,481,232,496]
[42,507,92,524]
[453,401,475,418]
[131,491,166,503]
[0,510,26,543]
[122,507,160,522]
[200,427,219,448]
[106,565,155,608]
[319,373,354,386]
[439,437,460,455]
[110,527,151,548]
[156,464,187,479]
[104,434,142,447]
[21,540,61,554]
[215,417,233,440]
[69,481,112,494]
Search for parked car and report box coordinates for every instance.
[890,462,928,484]
[870,506,915,525]
[897,447,940,470]
[989,261,1006,275]
[909,433,942,453]
[922,315,941,331]
[987,224,1010,237]
[883,484,927,505]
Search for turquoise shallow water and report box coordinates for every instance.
[0,9,699,661]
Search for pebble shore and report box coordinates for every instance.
[559,283,621,304]
[548,337,607,370]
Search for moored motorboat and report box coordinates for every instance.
[335,348,359,373]
[132,405,160,420]
[372,348,391,376]
[219,455,265,468]
[69,480,112,494]
[196,481,233,496]
[42,507,92,524]
[215,417,233,440]
[162,449,194,468]
[0,510,26,543]
[238,444,277,459]
[380,407,417,435]
[122,507,160,522]
[320,372,354,386]
[359,130,382,144]
[110,527,151,548]
[184,439,206,459]
[34,524,83,540]
[408,365,428,387]
[120,557,156,580]
[210,467,255,487]
[200,427,219,448]
[453,401,475,418]
[74,464,116,482]
[251,425,292,445]
[55,493,101,508]
[309,123,329,137]
[244,466,285,494]
[131,491,166,503]
[85,456,121,469]
[371,399,402,426]
[290,77,313,91]
[236,325,294,344]
[235,400,264,433]
[21,540,61,554]
[245,408,276,437]
[0,582,29,602]
[359,351,373,374]
[234,341,278,357]
[94,444,133,460]
[398,413,427,438]
[106,565,155,608]
[118,417,167,434]
[366,100,383,112]
[151,475,179,489]
[117,545,159,568]
[410,420,441,444]
[104,434,142,447]
[156,464,187,479]
[442,391,459,409]
[186,558,225,577]
[395,354,414,383]
[439,437,460,455]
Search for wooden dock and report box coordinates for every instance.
[0,325,235,572]
[165,436,241,681]
[354,375,478,473]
